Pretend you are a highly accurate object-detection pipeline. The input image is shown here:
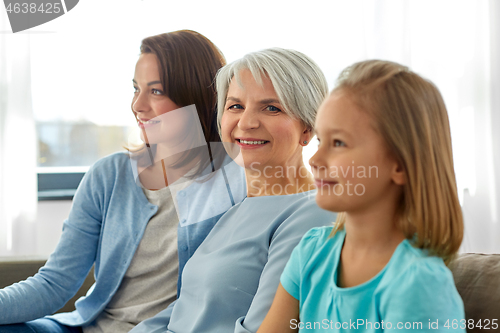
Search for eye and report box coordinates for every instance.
[133,86,139,93]
[333,139,346,147]
[228,104,243,111]
[152,89,163,95]
[265,105,281,112]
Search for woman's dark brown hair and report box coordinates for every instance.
[130,30,227,175]
[140,30,225,143]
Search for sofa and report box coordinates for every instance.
[449,253,500,332]
[0,254,499,331]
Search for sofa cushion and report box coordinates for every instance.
[449,253,500,332]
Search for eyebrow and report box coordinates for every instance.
[226,96,241,103]
[132,79,162,86]
[330,129,348,135]
[259,98,281,105]
[316,128,352,138]
[225,97,282,105]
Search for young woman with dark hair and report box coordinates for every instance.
[0,30,245,333]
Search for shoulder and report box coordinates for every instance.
[281,227,341,297]
[75,152,136,197]
[393,242,453,279]
[274,191,336,230]
[379,243,465,321]
[292,226,337,258]
[280,227,335,298]
[88,151,131,174]
[381,242,461,304]
[301,226,335,245]
[278,190,335,220]
[261,191,336,247]
[83,152,133,182]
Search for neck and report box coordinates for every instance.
[344,184,405,253]
[138,145,204,190]
[245,157,315,197]
[154,136,204,162]
[343,213,405,255]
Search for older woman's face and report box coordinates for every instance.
[221,69,307,170]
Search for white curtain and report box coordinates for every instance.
[0,11,38,256]
[360,0,500,253]
[488,0,500,249]
[462,0,500,253]
[0,0,497,256]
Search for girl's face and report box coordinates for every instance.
[132,53,190,145]
[220,69,308,170]
[310,90,404,213]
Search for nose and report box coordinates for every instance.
[237,108,260,131]
[132,90,150,115]
[309,145,325,172]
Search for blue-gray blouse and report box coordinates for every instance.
[132,190,336,333]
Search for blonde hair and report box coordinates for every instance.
[331,60,463,263]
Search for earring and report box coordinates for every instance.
[303,140,308,145]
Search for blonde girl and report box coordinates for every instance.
[258,60,465,332]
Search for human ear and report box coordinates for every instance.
[300,127,313,146]
[391,161,406,185]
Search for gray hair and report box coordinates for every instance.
[216,48,328,132]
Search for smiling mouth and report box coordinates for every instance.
[138,119,160,125]
[237,139,270,145]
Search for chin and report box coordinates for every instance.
[315,195,343,213]
[239,158,264,170]
[233,152,265,170]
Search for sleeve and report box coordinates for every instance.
[381,259,466,332]
[0,162,105,324]
[129,300,175,333]
[234,205,333,333]
[280,228,323,301]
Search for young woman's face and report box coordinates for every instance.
[220,69,308,170]
[310,91,403,213]
[132,53,189,145]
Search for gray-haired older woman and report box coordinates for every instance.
[131,48,335,333]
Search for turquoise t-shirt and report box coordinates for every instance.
[281,227,465,332]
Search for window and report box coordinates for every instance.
[2,0,498,255]
[29,0,489,204]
